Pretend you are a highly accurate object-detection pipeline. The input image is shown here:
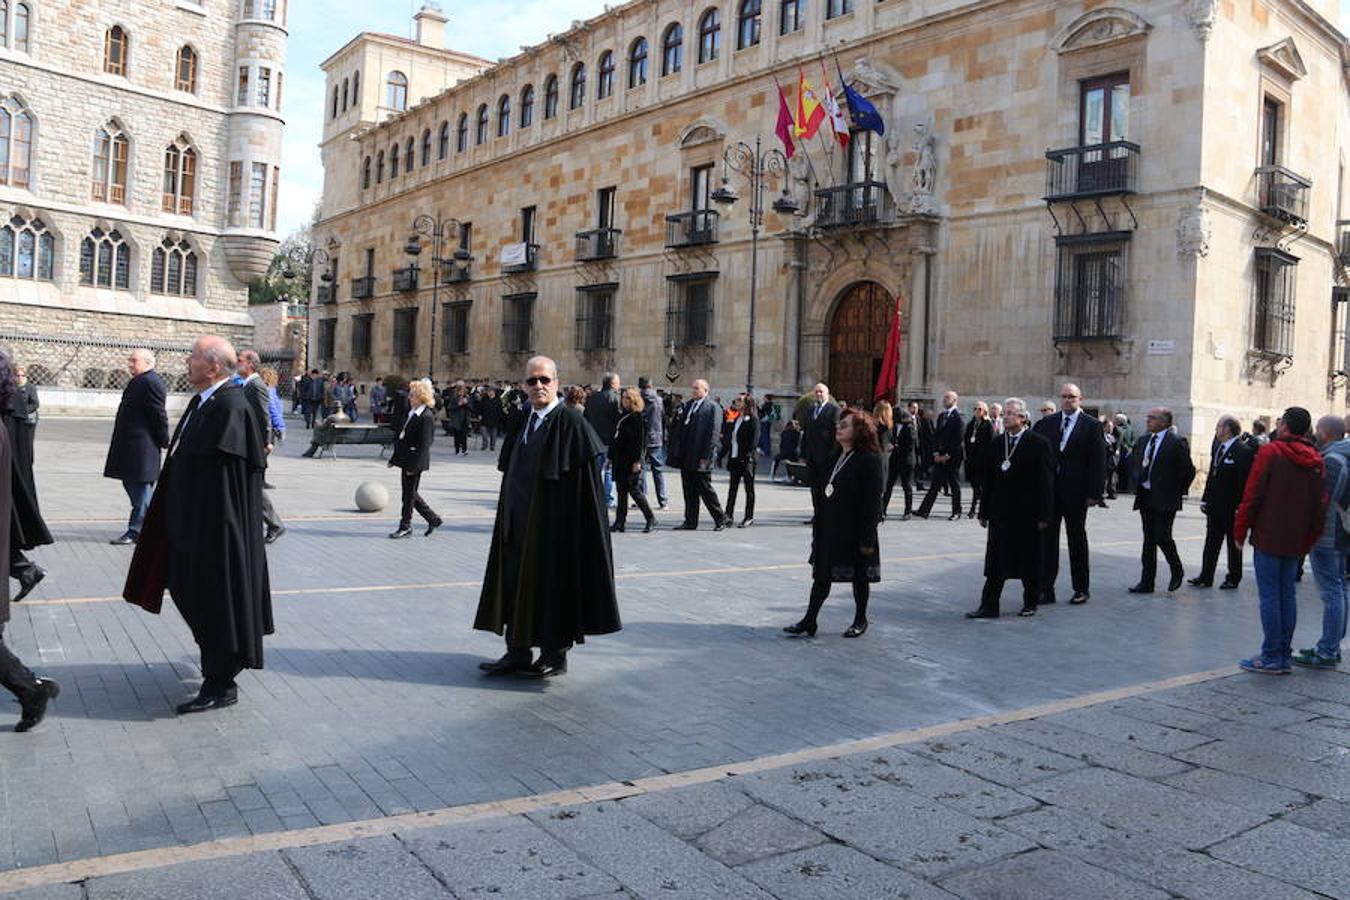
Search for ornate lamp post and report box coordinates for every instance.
[404,213,471,383]
[282,246,333,375]
[710,134,799,394]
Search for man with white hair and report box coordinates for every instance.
[104,348,169,545]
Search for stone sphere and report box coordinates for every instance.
[354,481,389,513]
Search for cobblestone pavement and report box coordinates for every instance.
[0,417,1346,897]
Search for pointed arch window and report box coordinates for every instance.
[162,136,197,214]
[737,0,761,49]
[662,24,683,76]
[597,51,615,100]
[79,227,130,289]
[361,155,371,189]
[404,136,414,171]
[0,96,34,189]
[543,74,559,119]
[698,9,721,63]
[12,2,30,53]
[437,121,449,158]
[569,63,586,110]
[341,77,349,111]
[330,84,338,119]
[497,94,510,137]
[520,85,535,128]
[104,26,128,76]
[0,215,55,281]
[375,150,384,183]
[92,124,129,203]
[628,38,648,89]
[385,70,407,110]
[389,142,399,178]
[420,128,431,166]
[475,104,488,144]
[175,46,198,93]
[351,69,360,104]
[150,238,197,296]
[456,113,468,152]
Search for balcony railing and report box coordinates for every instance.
[576,228,622,261]
[1339,221,1350,267]
[351,276,375,300]
[665,210,720,248]
[1256,165,1311,226]
[314,284,334,304]
[392,266,419,292]
[813,182,895,229]
[1045,141,1141,200]
[501,243,539,274]
[441,262,472,284]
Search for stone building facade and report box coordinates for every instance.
[0,0,286,406]
[313,0,1349,444]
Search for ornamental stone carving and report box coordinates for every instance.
[1183,0,1216,42]
[904,122,939,216]
[1176,197,1211,259]
[1052,8,1153,53]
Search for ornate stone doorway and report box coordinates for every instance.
[827,281,899,406]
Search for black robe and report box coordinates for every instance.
[474,404,620,647]
[978,429,1054,580]
[123,384,273,668]
[2,407,50,551]
[810,449,883,583]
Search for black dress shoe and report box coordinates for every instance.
[913,511,930,520]
[425,518,442,537]
[713,519,727,531]
[13,567,45,602]
[964,609,998,619]
[782,620,818,637]
[1128,583,1154,594]
[643,519,656,534]
[388,527,412,539]
[109,532,136,546]
[803,517,814,526]
[1218,578,1241,590]
[15,678,59,732]
[478,652,532,675]
[738,518,753,528]
[1187,577,1212,588]
[265,525,286,544]
[948,512,962,521]
[842,621,868,638]
[673,523,698,531]
[521,656,567,678]
[1168,571,1185,592]
[175,692,238,715]
[1018,606,1037,617]
[900,512,912,521]
[967,509,977,519]
[1069,592,1089,605]
[609,523,626,533]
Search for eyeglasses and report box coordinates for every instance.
[1060,394,1079,399]
[525,376,553,386]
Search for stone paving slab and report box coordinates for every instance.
[1208,819,1350,898]
[283,836,452,900]
[734,844,959,900]
[936,848,1171,900]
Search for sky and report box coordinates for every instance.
[276,0,1350,238]
[277,0,612,237]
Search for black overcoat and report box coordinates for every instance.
[104,370,169,483]
[978,430,1054,580]
[474,405,620,646]
[390,408,435,472]
[1032,411,1107,506]
[610,411,647,471]
[668,398,720,472]
[3,408,49,551]
[1201,437,1256,519]
[0,424,13,624]
[810,449,883,583]
[1133,431,1196,513]
[800,401,841,473]
[963,417,993,484]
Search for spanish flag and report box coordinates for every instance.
[795,68,825,140]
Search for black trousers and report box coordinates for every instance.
[199,643,243,697]
[680,467,725,527]
[613,467,653,527]
[0,625,39,702]
[882,462,914,516]
[1138,503,1182,587]
[726,458,756,522]
[977,575,1040,616]
[1199,511,1242,584]
[918,461,961,516]
[803,578,870,627]
[1042,502,1090,596]
[399,470,438,528]
[10,547,36,581]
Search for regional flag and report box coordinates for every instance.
[821,64,850,149]
[840,63,885,136]
[775,84,796,159]
[795,69,825,140]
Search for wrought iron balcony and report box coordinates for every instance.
[314,284,334,304]
[392,266,419,292]
[665,210,720,248]
[813,182,895,229]
[575,228,622,261]
[501,243,539,274]
[1337,220,1350,267]
[441,262,472,284]
[1045,141,1140,200]
[1256,165,1311,226]
[350,276,375,300]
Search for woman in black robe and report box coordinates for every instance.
[963,401,994,518]
[784,410,883,638]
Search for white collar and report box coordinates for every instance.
[408,404,426,418]
[531,397,561,419]
[1220,435,1237,453]
[196,377,230,405]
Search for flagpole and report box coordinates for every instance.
[773,74,822,196]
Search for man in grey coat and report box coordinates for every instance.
[637,376,667,509]
[670,379,725,531]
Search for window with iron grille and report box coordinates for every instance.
[1252,248,1298,358]
[393,307,418,356]
[1052,234,1128,341]
[575,285,616,351]
[351,313,373,359]
[443,302,470,354]
[502,292,535,352]
[665,274,716,347]
[317,318,336,361]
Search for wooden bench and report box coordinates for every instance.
[311,423,396,459]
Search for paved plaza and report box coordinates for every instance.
[0,417,1345,898]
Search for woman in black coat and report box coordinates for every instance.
[784,410,883,638]
[610,387,655,533]
[389,381,442,538]
[443,387,470,454]
[724,395,760,528]
[963,401,994,519]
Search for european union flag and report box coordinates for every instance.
[841,72,885,136]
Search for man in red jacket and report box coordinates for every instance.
[1233,406,1327,674]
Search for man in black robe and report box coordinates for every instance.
[4,365,50,602]
[124,336,272,713]
[475,355,619,678]
[968,398,1054,619]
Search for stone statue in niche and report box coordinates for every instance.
[905,121,939,216]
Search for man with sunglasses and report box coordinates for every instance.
[474,356,621,678]
[1031,383,1105,606]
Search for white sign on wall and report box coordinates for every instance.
[1147,340,1176,356]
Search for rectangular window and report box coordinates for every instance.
[364,247,375,278]
[351,313,373,358]
[270,165,280,231]
[1252,248,1298,358]
[317,319,336,361]
[393,307,418,356]
[256,67,272,108]
[1261,97,1283,167]
[691,164,713,211]
[597,186,616,229]
[1053,235,1129,340]
[458,222,472,253]
[237,66,250,105]
[665,274,716,347]
[575,285,616,351]
[1079,73,1130,146]
[826,0,853,19]
[520,205,536,243]
[249,163,267,228]
[227,161,243,226]
[501,292,536,352]
[443,302,470,354]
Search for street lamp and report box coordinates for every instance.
[710,134,798,395]
[405,213,471,383]
[281,246,333,375]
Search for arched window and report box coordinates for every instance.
[569,63,586,110]
[698,9,720,63]
[150,238,197,297]
[543,74,559,119]
[361,155,371,189]
[737,0,761,48]
[0,215,55,281]
[475,104,488,144]
[91,123,129,203]
[330,85,339,120]
[662,24,683,76]
[456,113,468,152]
[389,142,399,177]
[78,227,130,289]
[780,0,802,34]
[375,150,384,183]
[0,96,34,189]
[597,51,615,100]
[10,2,29,53]
[628,38,648,89]
[437,121,449,158]
[162,135,197,214]
[104,25,128,76]
[385,70,407,110]
[497,95,510,137]
[175,46,198,93]
[420,128,431,166]
[519,85,534,128]
[351,69,360,103]
[404,136,414,170]
[341,77,349,111]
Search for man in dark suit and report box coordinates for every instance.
[1130,407,1196,593]
[584,372,621,508]
[237,350,285,544]
[909,400,934,490]
[103,348,169,545]
[1190,414,1255,589]
[670,378,726,531]
[1031,383,1106,605]
[800,383,840,524]
[917,390,964,519]
[301,369,324,428]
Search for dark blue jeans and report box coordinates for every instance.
[122,480,153,536]
[1254,549,1298,667]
